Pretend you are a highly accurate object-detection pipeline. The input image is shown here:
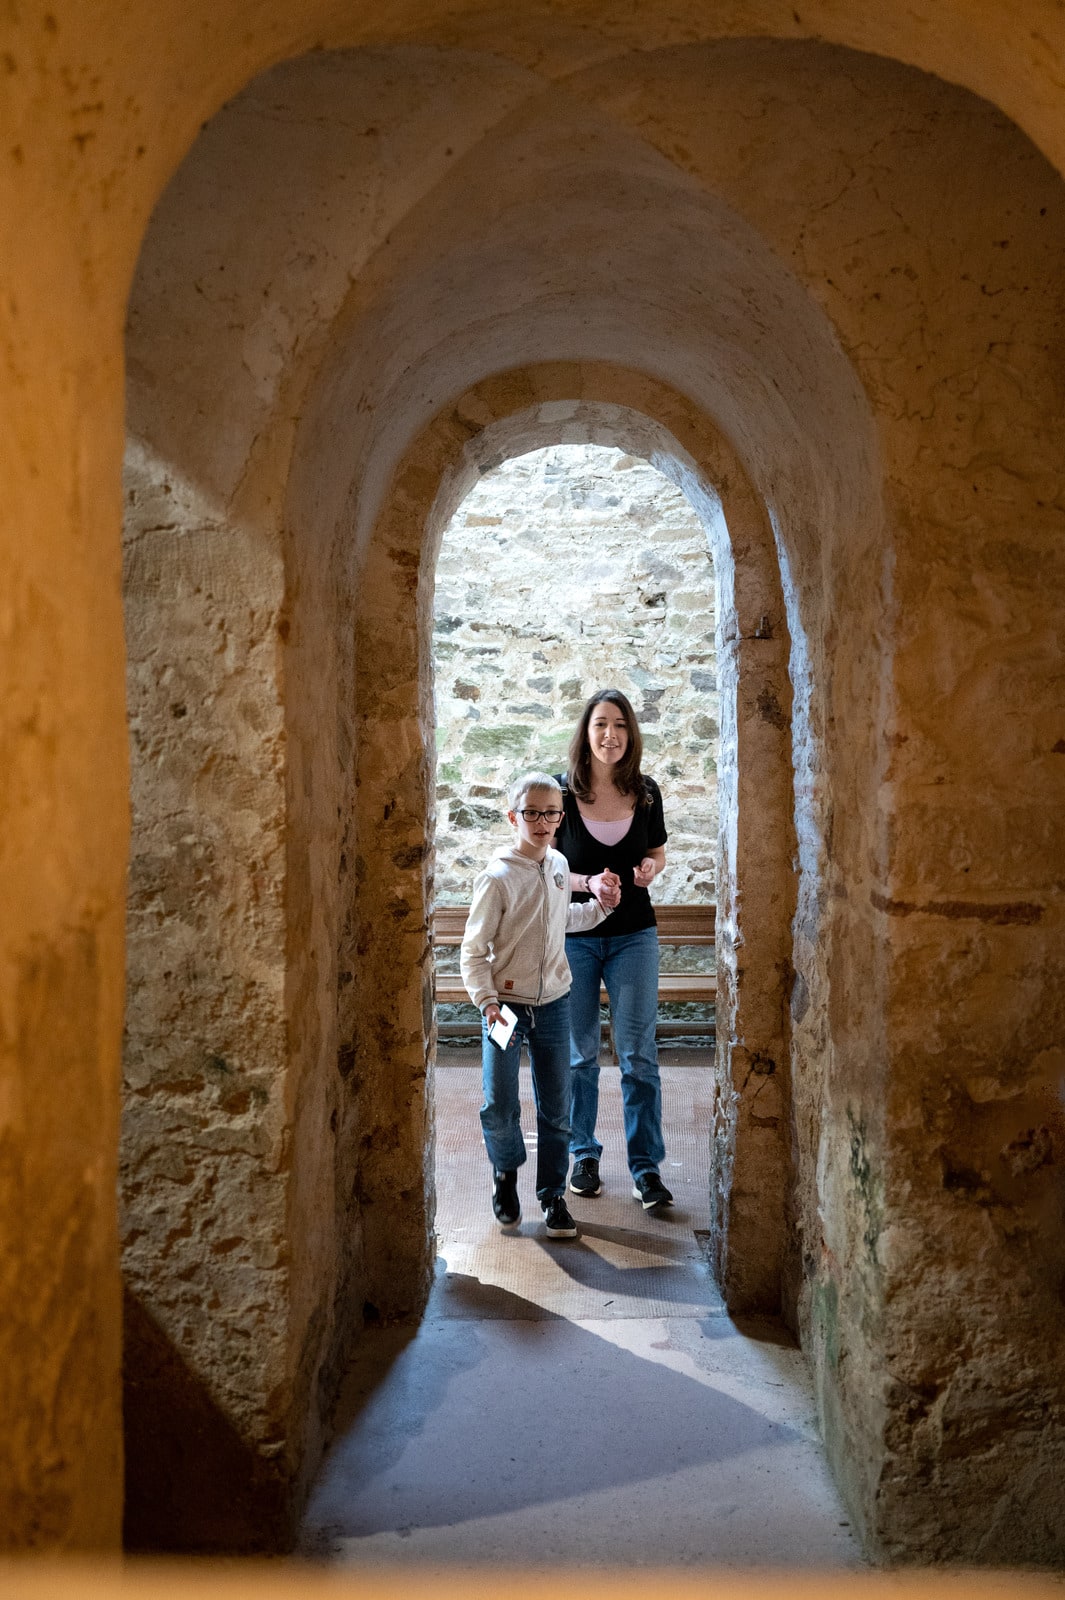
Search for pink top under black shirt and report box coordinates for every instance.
[553,774,668,938]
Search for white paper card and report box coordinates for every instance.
[488,1004,518,1050]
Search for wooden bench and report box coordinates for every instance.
[433,903,716,1038]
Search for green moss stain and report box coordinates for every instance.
[848,1106,884,1265]
[814,1276,841,1370]
[529,731,571,769]
[463,725,533,758]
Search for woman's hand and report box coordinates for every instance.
[483,1002,503,1028]
[633,856,658,888]
[591,868,622,909]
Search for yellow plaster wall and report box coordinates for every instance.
[1,0,1064,1559]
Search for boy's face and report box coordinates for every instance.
[508,785,564,859]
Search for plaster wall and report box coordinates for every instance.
[1,0,1064,1566]
[6,1564,1065,1600]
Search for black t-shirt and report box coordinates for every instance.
[553,774,668,938]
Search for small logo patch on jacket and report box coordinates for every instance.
[554,870,565,889]
[504,979,514,990]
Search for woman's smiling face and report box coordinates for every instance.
[588,702,630,766]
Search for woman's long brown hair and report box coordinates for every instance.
[567,688,651,805]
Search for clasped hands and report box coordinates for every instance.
[589,868,622,909]
[588,859,656,905]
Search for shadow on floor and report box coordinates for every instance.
[299,1063,863,1569]
[301,1273,810,1552]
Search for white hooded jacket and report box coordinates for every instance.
[460,844,608,1011]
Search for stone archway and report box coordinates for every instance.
[121,41,879,1547]
[108,28,1065,1564]
[346,363,797,1316]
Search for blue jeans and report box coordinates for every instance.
[566,926,665,1178]
[479,993,572,1203]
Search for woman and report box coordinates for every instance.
[555,688,673,1210]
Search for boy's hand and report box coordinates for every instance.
[483,1002,503,1027]
[592,868,622,909]
[633,857,657,888]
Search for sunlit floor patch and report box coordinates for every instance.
[300,1050,864,1569]
[433,1054,725,1320]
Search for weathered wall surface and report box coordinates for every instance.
[121,445,293,1545]
[118,49,473,1547]
[280,41,1065,1564]
[2,0,1065,1566]
[433,443,718,904]
[607,51,1065,1562]
[102,40,1065,1565]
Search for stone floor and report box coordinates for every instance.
[299,1047,864,1571]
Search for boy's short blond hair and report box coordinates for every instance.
[507,770,563,812]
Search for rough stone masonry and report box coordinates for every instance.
[433,443,720,904]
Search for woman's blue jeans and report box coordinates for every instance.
[566,926,665,1178]
[479,992,572,1203]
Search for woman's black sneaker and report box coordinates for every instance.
[543,1195,578,1237]
[632,1172,674,1210]
[570,1157,601,1197]
[492,1169,521,1229]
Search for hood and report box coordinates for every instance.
[492,846,550,869]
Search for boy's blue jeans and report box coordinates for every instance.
[479,992,572,1204]
[566,926,665,1178]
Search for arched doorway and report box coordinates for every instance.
[431,440,721,1034]
[343,371,798,1316]
[113,32,1065,1566]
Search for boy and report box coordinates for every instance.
[460,771,618,1237]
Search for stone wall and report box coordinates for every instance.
[121,447,295,1548]
[433,444,718,905]
[4,4,1065,1563]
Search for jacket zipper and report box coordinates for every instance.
[536,858,548,1004]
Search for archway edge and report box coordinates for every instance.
[424,366,782,641]
[3,6,1063,1554]
[350,359,797,1314]
[13,5,1065,306]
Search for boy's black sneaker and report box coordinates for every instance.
[543,1195,578,1238]
[492,1169,521,1229]
[632,1172,674,1210]
[570,1157,601,1197]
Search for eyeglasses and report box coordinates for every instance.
[519,808,564,823]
